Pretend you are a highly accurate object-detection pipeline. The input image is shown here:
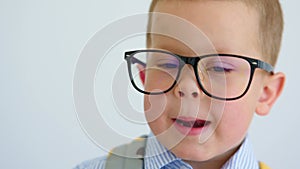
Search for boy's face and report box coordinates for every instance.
[145,0,265,162]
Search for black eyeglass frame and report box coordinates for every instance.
[124,49,274,101]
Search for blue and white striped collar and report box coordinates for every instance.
[144,133,259,169]
[221,136,259,169]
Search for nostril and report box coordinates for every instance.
[192,92,198,98]
[178,91,185,97]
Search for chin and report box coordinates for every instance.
[170,139,215,162]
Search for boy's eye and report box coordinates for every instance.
[207,66,233,73]
[157,63,179,69]
[204,61,234,73]
[150,58,179,69]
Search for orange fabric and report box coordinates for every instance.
[259,162,271,169]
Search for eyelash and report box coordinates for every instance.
[208,66,233,73]
[157,63,179,69]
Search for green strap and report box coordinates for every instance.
[105,136,147,169]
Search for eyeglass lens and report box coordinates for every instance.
[129,51,252,99]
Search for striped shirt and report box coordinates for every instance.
[74,134,259,169]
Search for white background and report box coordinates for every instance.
[0,0,299,169]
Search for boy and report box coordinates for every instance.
[75,0,285,168]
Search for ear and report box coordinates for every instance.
[137,64,145,85]
[256,72,285,116]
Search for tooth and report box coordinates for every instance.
[178,120,184,126]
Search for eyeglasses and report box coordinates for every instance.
[124,49,273,101]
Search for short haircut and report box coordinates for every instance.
[147,0,284,66]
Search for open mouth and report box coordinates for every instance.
[174,118,210,128]
[172,117,211,135]
[175,119,208,128]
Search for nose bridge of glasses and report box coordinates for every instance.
[178,55,198,66]
[176,59,200,86]
[177,55,200,78]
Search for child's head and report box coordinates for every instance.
[125,0,285,167]
[147,0,284,66]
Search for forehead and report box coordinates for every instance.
[150,0,261,59]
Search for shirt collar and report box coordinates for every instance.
[221,136,259,169]
[144,133,259,169]
[144,133,191,169]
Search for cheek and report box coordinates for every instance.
[144,95,168,124]
[217,98,257,141]
[144,95,176,138]
[218,77,263,135]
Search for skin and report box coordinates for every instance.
[144,1,285,169]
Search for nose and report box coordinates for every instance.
[173,66,202,99]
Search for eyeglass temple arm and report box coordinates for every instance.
[130,57,146,67]
[257,60,274,74]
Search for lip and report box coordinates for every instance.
[172,116,210,136]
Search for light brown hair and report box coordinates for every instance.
[147,0,284,66]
